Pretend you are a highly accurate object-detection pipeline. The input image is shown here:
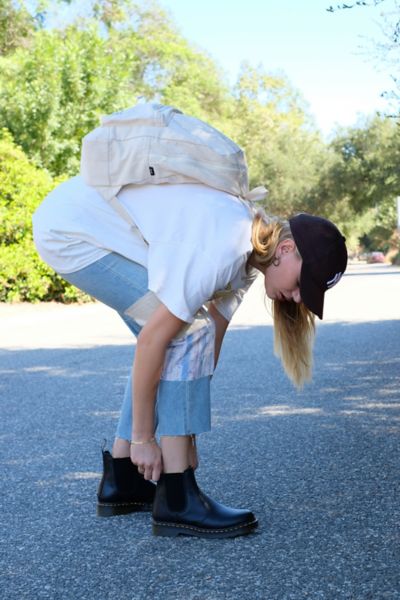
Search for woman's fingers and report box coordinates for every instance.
[151,461,162,482]
[143,459,162,481]
[131,442,162,481]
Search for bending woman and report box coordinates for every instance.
[32,177,347,539]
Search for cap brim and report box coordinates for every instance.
[300,265,325,319]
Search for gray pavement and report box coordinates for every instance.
[1,263,400,599]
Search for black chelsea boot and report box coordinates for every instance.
[152,467,258,538]
[97,448,156,517]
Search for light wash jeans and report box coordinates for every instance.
[59,252,213,439]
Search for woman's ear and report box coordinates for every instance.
[277,239,296,256]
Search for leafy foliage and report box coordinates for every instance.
[314,117,400,250]
[0,26,135,175]
[0,130,86,301]
[0,0,37,55]
[326,1,386,11]
[0,3,230,177]
[221,64,325,217]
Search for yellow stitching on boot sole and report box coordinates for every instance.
[152,518,258,533]
[98,501,149,507]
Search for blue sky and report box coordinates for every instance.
[158,0,396,137]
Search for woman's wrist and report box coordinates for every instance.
[131,430,156,443]
[130,436,156,446]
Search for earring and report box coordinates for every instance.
[272,256,280,267]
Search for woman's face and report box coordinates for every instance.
[264,239,302,303]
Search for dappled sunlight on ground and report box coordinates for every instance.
[1,286,399,599]
[64,472,101,480]
[258,405,323,416]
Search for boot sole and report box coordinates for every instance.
[97,501,153,517]
[152,518,258,539]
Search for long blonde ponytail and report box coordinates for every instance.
[272,299,315,388]
[251,209,315,388]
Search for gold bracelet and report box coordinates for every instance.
[130,437,156,446]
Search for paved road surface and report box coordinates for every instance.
[1,263,399,599]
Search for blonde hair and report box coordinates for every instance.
[251,209,315,388]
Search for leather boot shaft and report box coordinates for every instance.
[97,448,155,516]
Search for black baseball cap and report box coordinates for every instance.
[289,213,348,319]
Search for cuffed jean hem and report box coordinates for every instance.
[115,376,212,440]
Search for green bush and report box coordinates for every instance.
[0,130,88,302]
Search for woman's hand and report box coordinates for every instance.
[130,440,163,482]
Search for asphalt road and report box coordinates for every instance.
[1,263,399,600]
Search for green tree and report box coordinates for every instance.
[0,26,137,175]
[0,1,231,176]
[310,116,400,251]
[0,129,85,301]
[0,0,37,55]
[226,63,325,216]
